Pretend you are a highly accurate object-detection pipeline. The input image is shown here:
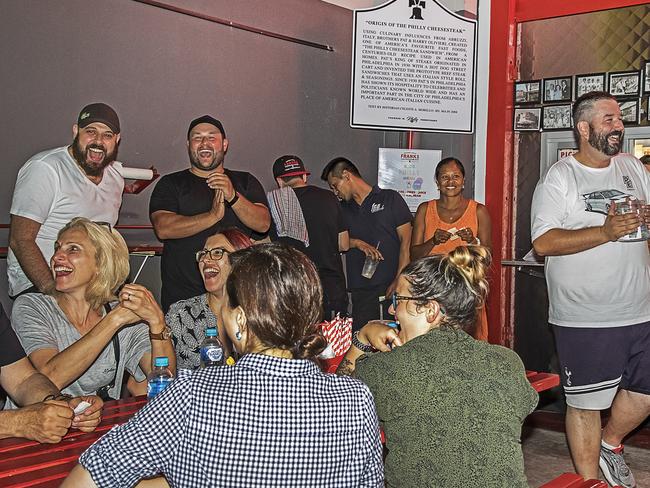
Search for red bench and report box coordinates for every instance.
[541,473,611,488]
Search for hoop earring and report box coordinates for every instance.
[235,330,242,341]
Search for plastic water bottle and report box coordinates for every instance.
[200,328,225,368]
[147,356,173,400]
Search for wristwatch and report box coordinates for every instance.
[226,191,240,207]
[149,325,172,341]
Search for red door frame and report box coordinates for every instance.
[485,0,648,345]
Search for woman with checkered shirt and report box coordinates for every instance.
[63,243,384,488]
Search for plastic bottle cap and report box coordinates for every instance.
[154,356,169,367]
[205,328,217,337]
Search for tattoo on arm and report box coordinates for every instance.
[336,358,355,376]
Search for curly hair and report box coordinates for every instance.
[401,245,491,334]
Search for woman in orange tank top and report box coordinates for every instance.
[410,157,492,341]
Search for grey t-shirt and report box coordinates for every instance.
[11,293,150,399]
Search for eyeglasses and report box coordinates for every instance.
[93,221,113,232]
[390,292,444,315]
[195,247,229,263]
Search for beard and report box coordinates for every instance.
[188,146,225,172]
[71,135,118,177]
[588,124,624,156]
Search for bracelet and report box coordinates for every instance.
[226,192,239,207]
[43,393,73,402]
[352,331,376,353]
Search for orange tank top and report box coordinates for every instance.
[424,199,479,255]
[422,199,487,341]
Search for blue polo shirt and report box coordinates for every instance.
[341,186,412,290]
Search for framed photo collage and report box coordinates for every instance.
[513,61,650,132]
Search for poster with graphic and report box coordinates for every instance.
[351,0,477,133]
[378,148,441,211]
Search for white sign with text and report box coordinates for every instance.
[351,0,477,133]
[378,148,441,212]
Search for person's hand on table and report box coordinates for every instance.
[14,400,73,443]
[68,395,103,432]
[359,321,403,352]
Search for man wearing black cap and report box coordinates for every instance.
[149,115,270,311]
[8,103,124,297]
[268,155,349,319]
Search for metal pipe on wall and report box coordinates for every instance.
[132,0,334,52]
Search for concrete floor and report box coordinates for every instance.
[523,428,650,487]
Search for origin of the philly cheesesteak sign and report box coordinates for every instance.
[351,0,477,133]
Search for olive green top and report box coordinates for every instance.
[355,327,538,488]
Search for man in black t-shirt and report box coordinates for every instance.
[268,155,349,319]
[322,157,412,331]
[0,304,103,442]
[149,116,270,311]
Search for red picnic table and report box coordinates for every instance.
[0,396,148,488]
[0,370,561,487]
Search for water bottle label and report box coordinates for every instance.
[147,377,172,399]
[200,346,224,363]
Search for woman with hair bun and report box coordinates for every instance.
[339,246,538,488]
[64,243,384,488]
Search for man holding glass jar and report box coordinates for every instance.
[532,91,650,488]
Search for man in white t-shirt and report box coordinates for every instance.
[8,103,124,297]
[532,91,650,488]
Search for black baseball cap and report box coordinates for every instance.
[187,115,226,139]
[77,103,120,134]
[273,155,310,179]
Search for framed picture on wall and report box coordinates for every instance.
[644,61,650,94]
[513,107,541,131]
[608,70,640,97]
[542,104,572,130]
[575,73,606,99]
[618,99,639,125]
[514,80,541,104]
[543,77,572,103]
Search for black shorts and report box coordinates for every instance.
[552,322,650,410]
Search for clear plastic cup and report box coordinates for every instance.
[361,255,380,279]
[616,199,650,242]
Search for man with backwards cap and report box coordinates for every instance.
[8,103,124,298]
[268,155,349,319]
[149,116,270,311]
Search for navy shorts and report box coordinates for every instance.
[552,322,650,410]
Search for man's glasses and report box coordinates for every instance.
[391,291,444,315]
[195,247,229,263]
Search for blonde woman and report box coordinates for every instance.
[11,217,175,400]
[339,246,537,487]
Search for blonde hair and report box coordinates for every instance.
[55,218,130,309]
[402,246,491,333]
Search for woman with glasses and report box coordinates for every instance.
[338,246,537,487]
[11,217,175,400]
[166,228,253,369]
[410,157,492,340]
[63,243,383,487]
